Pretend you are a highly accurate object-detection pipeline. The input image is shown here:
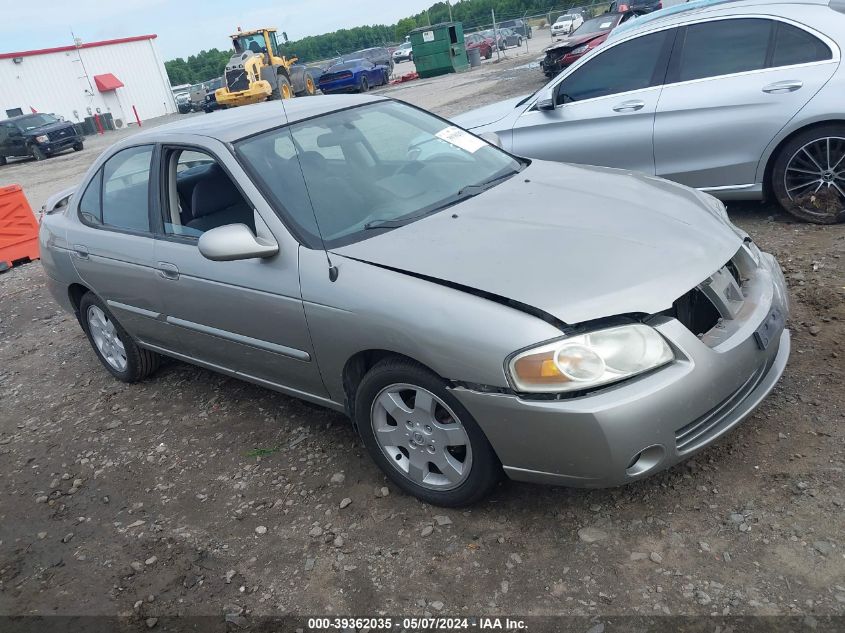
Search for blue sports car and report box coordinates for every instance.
[318,59,390,94]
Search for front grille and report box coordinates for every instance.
[225,69,249,92]
[48,128,70,141]
[674,362,768,453]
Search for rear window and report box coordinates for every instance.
[772,22,831,66]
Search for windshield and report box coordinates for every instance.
[236,101,523,248]
[558,15,576,21]
[575,14,621,35]
[233,34,267,54]
[14,114,58,131]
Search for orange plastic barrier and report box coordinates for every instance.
[0,184,39,272]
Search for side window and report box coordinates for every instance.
[89,146,153,232]
[772,22,832,67]
[556,30,671,104]
[678,19,771,82]
[0,124,8,143]
[78,170,103,225]
[163,148,255,238]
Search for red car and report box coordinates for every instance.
[465,33,494,60]
[541,10,646,77]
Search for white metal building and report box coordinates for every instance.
[0,35,177,127]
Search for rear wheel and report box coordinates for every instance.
[31,146,46,161]
[355,358,500,507]
[772,125,845,224]
[73,141,84,152]
[79,292,161,382]
[359,76,369,93]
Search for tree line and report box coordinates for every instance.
[164,0,594,85]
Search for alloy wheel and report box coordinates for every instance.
[87,305,127,372]
[784,136,845,202]
[370,384,472,490]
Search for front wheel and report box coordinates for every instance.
[0,155,6,166]
[31,146,46,161]
[355,358,501,507]
[517,37,523,46]
[359,76,369,93]
[79,292,161,382]
[771,125,845,224]
[272,75,294,100]
[73,141,84,152]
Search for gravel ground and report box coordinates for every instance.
[1,51,844,627]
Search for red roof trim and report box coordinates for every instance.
[0,34,157,60]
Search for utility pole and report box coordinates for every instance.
[447,0,453,22]
[492,8,501,61]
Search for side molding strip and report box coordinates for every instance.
[166,316,311,361]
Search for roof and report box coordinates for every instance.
[608,0,835,40]
[128,95,386,144]
[0,34,157,60]
[93,73,124,92]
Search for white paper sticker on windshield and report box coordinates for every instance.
[435,126,487,153]
[422,30,434,42]
[599,21,612,28]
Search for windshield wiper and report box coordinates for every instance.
[363,169,521,231]
[456,170,520,197]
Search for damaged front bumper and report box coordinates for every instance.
[451,248,791,488]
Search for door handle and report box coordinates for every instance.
[157,262,180,280]
[612,100,646,112]
[762,80,803,94]
[72,244,89,260]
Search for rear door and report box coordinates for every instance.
[65,144,175,348]
[511,28,675,175]
[653,17,837,189]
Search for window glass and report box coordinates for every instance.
[102,145,153,232]
[679,19,771,82]
[557,30,670,103]
[772,22,831,67]
[79,170,103,225]
[237,101,522,248]
[166,149,254,238]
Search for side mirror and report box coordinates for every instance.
[198,223,279,262]
[536,86,556,111]
[479,131,503,148]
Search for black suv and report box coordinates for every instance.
[0,113,83,164]
[497,19,533,39]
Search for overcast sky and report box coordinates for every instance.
[0,0,437,60]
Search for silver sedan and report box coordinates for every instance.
[455,0,845,223]
[40,96,789,506]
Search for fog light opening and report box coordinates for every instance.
[626,444,665,477]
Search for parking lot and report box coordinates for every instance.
[2,49,844,627]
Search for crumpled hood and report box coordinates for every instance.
[451,94,527,130]
[544,31,605,53]
[335,160,741,325]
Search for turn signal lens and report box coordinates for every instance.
[508,324,673,393]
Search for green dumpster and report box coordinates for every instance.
[409,22,469,78]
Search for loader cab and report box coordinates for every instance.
[231,29,286,63]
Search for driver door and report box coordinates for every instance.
[511,28,676,175]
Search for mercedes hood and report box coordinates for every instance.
[334,160,742,326]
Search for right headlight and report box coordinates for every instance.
[507,323,674,393]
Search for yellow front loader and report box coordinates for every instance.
[215,27,317,108]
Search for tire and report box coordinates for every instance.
[485,49,492,60]
[354,358,501,507]
[518,37,523,47]
[359,76,369,93]
[272,75,294,100]
[78,292,161,383]
[383,69,391,85]
[73,141,84,152]
[771,124,845,224]
[0,155,6,166]
[409,52,413,62]
[31,146,46,161]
